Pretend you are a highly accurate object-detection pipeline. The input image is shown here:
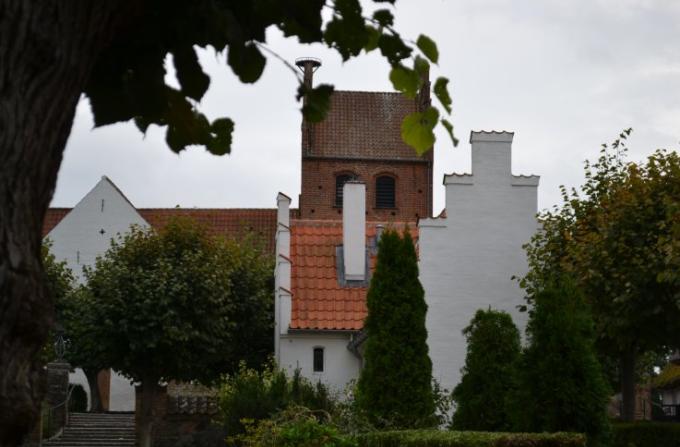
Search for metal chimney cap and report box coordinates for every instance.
[295,57,322,71]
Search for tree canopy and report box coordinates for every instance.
[86,0,457,155]
[520,130,680,420]
[356,229,435,429]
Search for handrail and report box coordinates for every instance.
[43,383,76,440]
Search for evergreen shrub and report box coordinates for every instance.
[357,430,586,447]
[452,309,521,431]
[356,229,435,428]
[612,422,680,447]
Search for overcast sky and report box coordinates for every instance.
[52,0,680,214]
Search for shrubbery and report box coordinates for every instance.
[68,384,87,413]
[357,430,586,447]
[612,422,680,447]
[218,362,335,438]
[452,309,521,431]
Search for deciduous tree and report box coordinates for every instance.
[0,1,456,443]
[521,131,680,421]
[84,218,272,447]
[356,229,435,428]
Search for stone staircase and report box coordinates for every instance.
[44,412,135,447]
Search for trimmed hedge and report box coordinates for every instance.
[357,430,586,447]
[612,422,680,447]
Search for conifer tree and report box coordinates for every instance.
[513,279,610,446]
[356,229,435,428]
[451,308,521,431]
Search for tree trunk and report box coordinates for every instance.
[621,348,637,421]
[84,368,103,413]
[138,377,158,447]
[0,2,132,445]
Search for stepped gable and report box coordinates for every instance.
[289,219,416,331]
[307,91,429,161]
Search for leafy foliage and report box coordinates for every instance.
[84,217,273,384]
[356,229,435,429]
[83,0,456,156]
[357,430,586,447]
[218,362,335,439]
[511,279,610,446]
[520,131,680,416]
[451,309,521,432]
[234,406,356,447]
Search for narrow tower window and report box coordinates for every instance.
[335,174,356,207]
[313,347,324,372]
[375,175,396,208]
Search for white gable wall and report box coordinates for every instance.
[45,176,147,411]
[46,176,148,283]
[419,131,539,392]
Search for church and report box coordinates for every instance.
[44,57,538,406]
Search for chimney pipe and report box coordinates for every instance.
[295,57,322,89]
[343,181,366,281]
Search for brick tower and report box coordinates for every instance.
[296,58,433,222]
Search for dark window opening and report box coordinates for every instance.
[376,176,396,208]
[313,347,324,372]
[335,174,356,207]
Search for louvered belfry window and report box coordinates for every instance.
[335,174,356,207]
[375,175,395,208]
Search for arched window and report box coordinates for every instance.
[313,347,324,372]
[335,173,356,206]
[375,175,396,208]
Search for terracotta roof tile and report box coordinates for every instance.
[43,208,71,237]
[308,91,431,162]
[289,219,417,331]
[43,207,289,253]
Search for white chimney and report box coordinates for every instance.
[343,181,366,281]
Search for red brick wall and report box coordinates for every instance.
[299,158,432,221]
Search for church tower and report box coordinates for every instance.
[296,58,433,222]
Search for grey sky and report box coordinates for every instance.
[52,0,680,214]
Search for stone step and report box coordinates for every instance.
[44,412,136,447]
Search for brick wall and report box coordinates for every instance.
[299,158,432,221]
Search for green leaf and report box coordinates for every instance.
[207,118,234,155]
[364,26,381,52]
[378,33,412,65]
[433,77,452,114]
[401,107,439,155]
[413,55,429,77]
[389,65,419,99]
[299,84,335,122]
[372,9,394,27]
[172,46,210,101]
[227,43,266,83]
[416,34,438,64]
[441,118,459,147]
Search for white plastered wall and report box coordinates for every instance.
[45,176,148,411]
[419,131,539,392]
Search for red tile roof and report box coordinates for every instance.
[308,91,431,162]
[43,208,284,253]
[289,220,417,331]
[43,208,72,237]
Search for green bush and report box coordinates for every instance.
[357,430,586,447]
[452,309,521,431]
[218,362,335,438]
[612,422,680,447]
[512,280,610,446]
[235,406,356,447]
[68,384,87,413]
